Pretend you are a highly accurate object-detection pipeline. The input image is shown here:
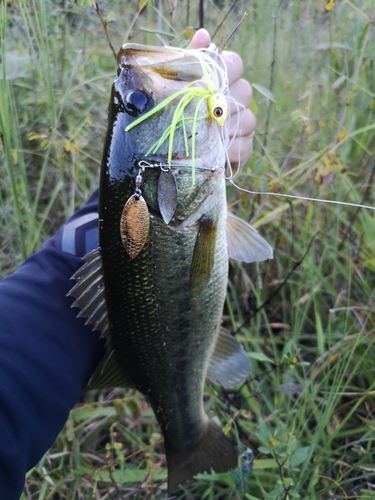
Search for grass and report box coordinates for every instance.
[1,0,375,498]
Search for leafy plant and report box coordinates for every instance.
[1,0,374,499]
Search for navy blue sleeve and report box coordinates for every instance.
[0,190,105,500]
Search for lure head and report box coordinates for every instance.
[207,93,228,127]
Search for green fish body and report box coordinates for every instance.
[68,44,273,493]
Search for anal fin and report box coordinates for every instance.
[167,420,238,494]
[88,342,135,390]
[207,326,251,387]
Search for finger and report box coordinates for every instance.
[222,51,243,86]
[228,79,253,111]
[187,29,211,49]
[228,109,256,138]
[228,133,254,168]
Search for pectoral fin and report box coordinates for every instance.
[207,326,251,387]
[226,212,273,263]
[189,216,217,295]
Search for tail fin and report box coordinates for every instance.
[166,420,238,494]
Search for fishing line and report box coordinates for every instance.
[227,178,375,211]
[223,94,374,211]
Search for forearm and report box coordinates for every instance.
[0,190,104,499]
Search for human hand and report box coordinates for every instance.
[188,29,256,169]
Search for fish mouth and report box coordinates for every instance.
[116,44,207,108]
[117,44,205,82]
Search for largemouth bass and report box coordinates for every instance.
[68,43,273,493]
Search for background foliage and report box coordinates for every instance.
[1,0,375,498]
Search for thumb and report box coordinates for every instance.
[187,28,211,49]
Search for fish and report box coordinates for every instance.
[67,42,273,494]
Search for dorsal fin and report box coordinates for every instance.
[207,326,250,387]
[226,212,273,263]
[67,249,133,389]
[67,248,109,339]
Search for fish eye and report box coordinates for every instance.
[213,107,223,118]
[124,90,150,117]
